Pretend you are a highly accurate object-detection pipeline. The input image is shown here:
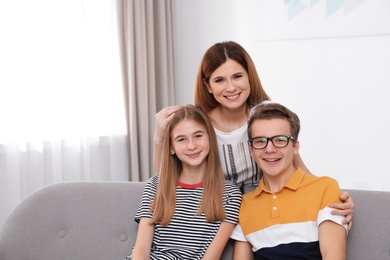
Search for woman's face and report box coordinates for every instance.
[206,58,250,111]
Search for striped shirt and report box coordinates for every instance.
[215,123,262,188]
[130,176,242,260]
[231,168,347,259]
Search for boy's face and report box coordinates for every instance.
[249,118,299,178]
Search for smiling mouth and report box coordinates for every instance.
[187,152,201,158]
[263,158,281,162]
[225,93,240,100]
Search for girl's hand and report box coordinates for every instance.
[330,191,354,230]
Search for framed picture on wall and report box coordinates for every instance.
[255,0,390,41]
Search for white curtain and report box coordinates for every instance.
[0,0,129,229]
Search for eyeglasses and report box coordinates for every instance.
[249,135,295,150]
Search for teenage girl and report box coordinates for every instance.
[129,105,242,260]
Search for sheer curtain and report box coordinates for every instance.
[0,0,129,229]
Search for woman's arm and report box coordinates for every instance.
[153,105,182,174]
[201,222,235,260]
[293,153,312,175]
[233,240,254,260]
[318,220,347,260]
[131,218,154,260]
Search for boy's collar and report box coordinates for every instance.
[255,167,305,195]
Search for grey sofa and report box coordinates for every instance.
[0,181,389,260]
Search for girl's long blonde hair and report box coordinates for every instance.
[150,105,226,226]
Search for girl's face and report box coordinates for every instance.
[170,119,210,171]
[206,58,250,111]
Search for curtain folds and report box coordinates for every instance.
[118,0,175,181]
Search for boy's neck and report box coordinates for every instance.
[263,167,296,192]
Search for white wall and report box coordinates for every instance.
[172,0,390,191]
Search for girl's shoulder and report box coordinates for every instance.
[145,175,159,190]
[223,180,242,196]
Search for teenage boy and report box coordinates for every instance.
[231,102,347,260]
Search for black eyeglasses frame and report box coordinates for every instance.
[248,135,295,150]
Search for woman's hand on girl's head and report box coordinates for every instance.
[154,105,182,143]
[330,191,354,231]
[153,105,182,174]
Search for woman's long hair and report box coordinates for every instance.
[150,105,226,226]
[194,41,270,113]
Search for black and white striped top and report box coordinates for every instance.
[130,175,242,260]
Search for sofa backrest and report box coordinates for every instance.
[0,181,389,260]
[343,188,390,259]
[0,181,145,260]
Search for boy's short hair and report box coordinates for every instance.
[248,102,301,140]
